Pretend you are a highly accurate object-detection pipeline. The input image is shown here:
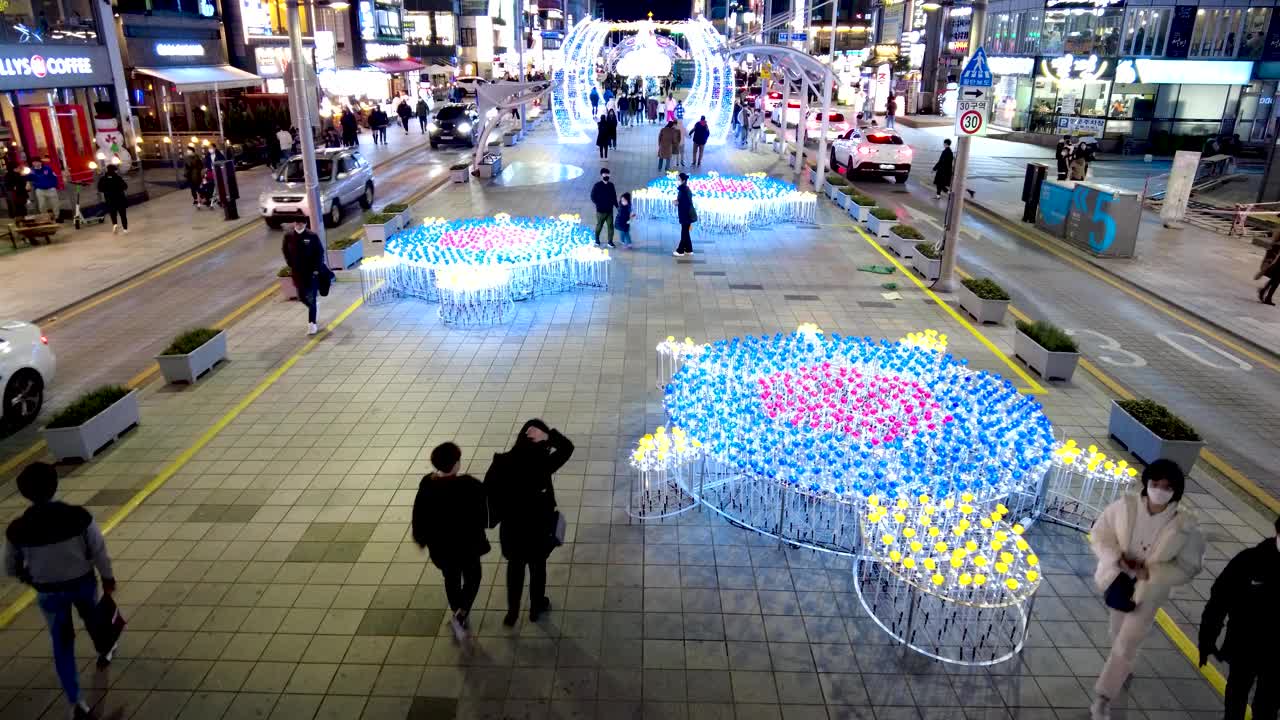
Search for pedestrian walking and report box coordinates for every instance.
[674,119,687,167]
[1089,460,1204,720]
[590,86,600,116]
[416,97,431,133]
[606,107,619,149]
[675,99,685,124]
[413,442,490,641]
[674,171,696,257]
[341,108,359,147]
[1198,514,1280,720]
[665,95,677,122]
[690,116,710,166]
[484,419,574,627]
[885,92,897,128]
[1257,231,1280,305]
[4,462,117,720]
[28,156,59,221]
[397,98,413,133]
[933,138,954,199]
[750,107,763,151]
[275,127,295,164]
[281,219,326,336]
[97,164,129,234]
[596,115,610,159]
[617,192,634,248]
[1055,137,1073,181]
[617,95,630,126]
[370,106,389,145]
[657,120,678,171]
[5,162,28,218]
[738,104,753,147]
[590,167,618,247]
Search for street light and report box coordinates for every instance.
[287,0,348,244]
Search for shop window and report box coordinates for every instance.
[986,13,1015,55]
[1239,8,1270,59]
[1108,83,1157,120]
[1017,11,1043,56]
[1189,8,1245,58]
[1120,7,1170,57]
[433,11,456,44]
[0,0,102,44]
[460,26,476,46]
[375,4,403,38]
[1041,8,1122,57]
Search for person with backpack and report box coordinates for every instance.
[5,463,117,720]
[413,442,489,640]
[484,419,574,626]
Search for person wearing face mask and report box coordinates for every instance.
[1198,515,1280,720]
[1089,459,1205,720]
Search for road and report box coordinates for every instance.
[0,144,467,457]
[852,171,1280,496]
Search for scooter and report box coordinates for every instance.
[71,181,108,229]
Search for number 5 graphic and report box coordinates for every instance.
[1086,190,1117,253]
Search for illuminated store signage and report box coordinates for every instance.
[364,42,408,60]
[1046,0,1123,7]
[1041,53,1109,82]
[0,44,110,90]
[0,53,93,78]
[155,42,205,57]
[359,1,375,40]
[241,0,274,37]
[988,56,1034,76]
[1115,58,1254,86]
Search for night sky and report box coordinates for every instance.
[601,0,695,21]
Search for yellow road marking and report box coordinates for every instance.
[848,224,1047,394]
[967,204,1280,376]
[0,292,368,629]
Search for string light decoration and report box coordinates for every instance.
[632,172,817,233]
[360,214,610,325]
[627,425,703,520]
[1035,439,1139,531]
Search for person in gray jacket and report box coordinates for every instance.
[4,462,115,720]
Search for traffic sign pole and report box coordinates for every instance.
[938,0,988,293]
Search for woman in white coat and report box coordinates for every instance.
[1089,459,1205,720]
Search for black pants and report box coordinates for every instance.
[506,556,547,613]
[1225,655,1279,720]
[437,556,482,615]
[189,184,199,203]
[677,223,694,254]
[599,144,609,158]
[400,116,410,132]
[1261,275,1280,303]
[419,116,428,132]
[107,204,127,230]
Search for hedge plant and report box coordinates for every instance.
[870,207,898,221]
[826,172,848,185]
[961,277,1011,301]
[162,328,220,356]
[331,235,359,250]
[850,193,876,206]
[382,203,409,213]
[915,243,942,259]
[1016,320,1079,353]
[1116,399,1201,442]
[890,225,923,240]
[277,266,292,277]
[47,386,131,429]
[363,212,397,224]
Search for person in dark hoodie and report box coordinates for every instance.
[413,442,490,640]
[97,164,129,234]
[1199,515,1280,720]
[484,419,574,626]
[590,167,618,247]
[4,463,116,720]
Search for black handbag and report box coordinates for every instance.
[317,266,335,297]
[89,593,126,656]
[1105,573,1137,612]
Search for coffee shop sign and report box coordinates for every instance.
[0,53,93,78]
[1041,53,1109,83]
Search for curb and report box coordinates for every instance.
[966,198,1280,364]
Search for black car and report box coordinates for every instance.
[429,103,480,149]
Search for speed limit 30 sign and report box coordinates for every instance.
[954,86,990,137]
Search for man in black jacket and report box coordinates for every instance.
[1200,515,1280,720]
[4,463,115,720]
[590,168,618,248]
[674,172,696,257]
[413,442,489,640]
[689,116,711,166]
[282,220,325,336]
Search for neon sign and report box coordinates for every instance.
[155,42,205,56]
[1041,53,1109,83]
[0,54,93,78]
[364,42,409,60]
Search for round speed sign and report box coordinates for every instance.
[959,109,984,135]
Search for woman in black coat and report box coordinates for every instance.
[484,418,574,626]
[596,115,610,159]
[97,165,129,233]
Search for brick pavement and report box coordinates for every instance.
[0,120,1267,720]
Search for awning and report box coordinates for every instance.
[369,58,427,74]
[133,65,263,93]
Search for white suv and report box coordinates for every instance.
[830,128,913,184]
[259,148,375,229]
[0,320,55,428]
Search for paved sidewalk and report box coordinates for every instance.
[892,124,1280,358]
[0,127,437,324]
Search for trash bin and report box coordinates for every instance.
[1022,162,1048,223]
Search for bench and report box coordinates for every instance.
[5,218,59,249]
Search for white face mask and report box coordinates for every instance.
[1147,487,1175,506]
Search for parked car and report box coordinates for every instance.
[829,127,913,183]
[454,76,490,97]
[783,99,802,125]
[429,103,481,149]
[762,91,783,116]
[0,320,55,429]
[258,148,375,229]
[804,110,851,140]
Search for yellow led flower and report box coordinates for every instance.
[919,494,931,504]
[910,541,923,553]
[958,573,972,586]
[959,504,974,515]
[903,528,916,538]
[869,495,880,507]
[894,512,906,523]
[932,574,945,586]
[896,498,909,510]
[973,555,988,567]
[903,558,916,569]
[990,540,1004,552]
[950,557,963,568]
[934,541,948,552]
[890,550,902,562]
[928,527,941,537]
[952,526,964,536]
[919,516,932,527]
[980,518,994,529]
[1027,554,1039,566]
[1026,570,1039,582]
[943,498,955,510]
[965,541,978,552]
[996,503,1009,515]
[1006,578,1020,591]
[958,519,971,531]
[995,562,1009,574]
[1000,552,1014,564]
[882,534,895,545]
[923,558,936,570]
[1012,524,1025,535]
[974,574,987,586]
[1015,539,1030,551]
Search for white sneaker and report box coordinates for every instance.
[684,251,695,257]
[450,610,470,642]
[307,322,318,336]
[1090,696,1111,720]
[111,224,118,234]
[672,251,684,257]
[121,228,128,235]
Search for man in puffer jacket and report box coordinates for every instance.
[4,463,116,720]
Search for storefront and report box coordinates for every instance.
[1109,58,1256,151]
[987,55,1035,130]
[347,0,425,98]
[1028,53,1115,138]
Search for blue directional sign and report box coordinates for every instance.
[958,47,993,87]
[777,32,790,41]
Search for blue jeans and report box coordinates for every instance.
[618,229,632,246]
[658,157,670,171]
[36,574,99,705]
[298,276,318,323]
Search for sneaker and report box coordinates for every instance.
[71,701,95,720]
[1260,287,1267,302]
[673,251,684,257]
[1090,696,1111,720]
[121,229,128,235]
[608,241,616,248]
[684,251,695,257]
[307,322,318,336]
[96,640,119,669]
[111,224,118,234]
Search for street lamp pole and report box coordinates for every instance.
[937,0,986,292]
[287,0,327,246]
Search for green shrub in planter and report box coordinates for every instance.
[163,328,220,356]
[850,193,876,206]
[890,225,923,240]
[363,212,397,225]
[826,172,848,185]
[331,235,359,250]
[1116,399,1201,441]
[961,277,1010,301]
[1015,320,1078,353]
[914,242,941,259]
[450,162,471,171]
[277,266,292,277]
[870,207,898,221]
[48,386,131,429]
[382,203,409,213]
[838,185,858,195]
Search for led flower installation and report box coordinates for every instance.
[631,172,817,233]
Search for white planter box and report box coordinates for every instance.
[279,276,298,300]
[1014,329,1080,382]
[1108,402,1205,477]
[503,132,518,146]
[42,390,140,462]
[835,191,853,209]
[156,331,226,385]
[364,223,391,244]
[450,166,471,183]
[327,239,364,269]
[958,283,1010,325]
[825,183,841,201]
[849,202,874,222]
[478,156,502,178]
[886,230,920,259]
[911,253,941,281]
[865,214,894,238]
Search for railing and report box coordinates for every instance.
[1230,201,1280,237]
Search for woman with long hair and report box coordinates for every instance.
[485,419,574,626]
